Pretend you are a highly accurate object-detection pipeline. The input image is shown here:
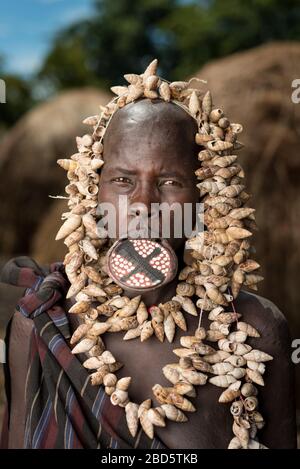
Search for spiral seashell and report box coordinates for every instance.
[108,316,138,332]
[124,73,141,85]
[243,350,273,362]
[110,389,129,407]
[225,355,246,367]
[68,300,90,315]
[228,331,248,343]
[88,340,105,357]
[237,321,260,338]
[123,326,141,340]
[206,330,226,342]
[212,363,234,375]
[219,185,245,198]
[159,81,171,102]
[169,310,187,331]
[108,296,129,308]
[207,140,233,152]
[136,301,148,324]
[173,381,195,396]
[189,91,200,116]
[147,408,166,427]
[138,399,153,438]
[180,369,207,386]
[228,436,243,449]
[125,402,139,438]
[90,365,110,385]
[247,361,265,374]
[161,404,187,423]
[82,283,107,298]
[176,282,195,297]
[162,365,181,385]
[191,356,213,374]
[141,320,154,342]
[216,312,240,324]
[204,283,227,306]
[196,297,215,311]
[172,295,197,316]
[172,348,195,358]
[246,368,264,386]
[226,227,252,241]
[213,155,238,168]
[83,356,103,369]
[201,90,212,114]
[96,304,115,317]
[178,266,195,281]
[168,391,196,412]
[71,337,97,354]
[126,84,144,104]
[230,400,243,417]
[117,295,141,318]
[209,108,224,122]
[64,228,84,248]
[103,373,117,387]
[56,215,82,241]
[228,367,246,379]
[219,387,241,403]
[244,396,258,412]
[234,343,252,355]
[111,85,128,96]
[66,272,87,299]
[57,158,78,172]
[209,375,236,388]
[164,314,176,343]
[116,377,131,391]
[180,336,201,349]
[232,419,249,449]
[70,323,92,345]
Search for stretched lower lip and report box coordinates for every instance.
[106,237,178,292]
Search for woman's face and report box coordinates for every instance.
[98,99,200,253]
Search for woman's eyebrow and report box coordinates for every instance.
[159,170,186,179]
[106,166,137,175]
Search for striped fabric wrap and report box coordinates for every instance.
[0,257,167,449]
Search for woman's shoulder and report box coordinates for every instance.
[235,289,291,356]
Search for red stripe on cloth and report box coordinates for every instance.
[39,410,59,449]
[18,268,39,288]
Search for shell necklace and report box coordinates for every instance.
[56,58,272,449]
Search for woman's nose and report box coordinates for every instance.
[129,182,160,217]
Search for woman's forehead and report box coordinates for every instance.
[102,99,198,164]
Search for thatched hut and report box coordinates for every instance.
[0,87,111,256]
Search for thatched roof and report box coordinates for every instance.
[191,41,300,335]
[0,87,111,255]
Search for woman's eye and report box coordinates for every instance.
[160,179,181,187]
[112,177,132,184]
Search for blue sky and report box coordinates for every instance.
[0,0,94,76]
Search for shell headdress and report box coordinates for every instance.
[56,59,271,449]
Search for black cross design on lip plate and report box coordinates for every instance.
[114,239,166,285]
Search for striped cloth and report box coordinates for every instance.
[0,257,167,449]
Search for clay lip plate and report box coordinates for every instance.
[106,238,178,292]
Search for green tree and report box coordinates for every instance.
[27,0,300,92]
[0,57,34,132]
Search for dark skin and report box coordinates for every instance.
[5,99,297,448]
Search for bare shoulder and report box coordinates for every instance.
[235,289,291,353]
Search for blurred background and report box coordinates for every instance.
[0,0,299,445]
